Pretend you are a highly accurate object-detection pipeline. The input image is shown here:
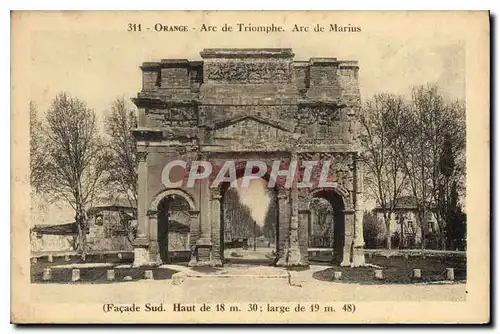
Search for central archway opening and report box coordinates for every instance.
[219,176,279,266]
[309,190,345,264]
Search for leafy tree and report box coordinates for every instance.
[29,101,46,192]
[309,198,334,248]
[223,188,255,241]
[358,93,407,249]
[445,183,466,250]
[35,93,110,253]
[363,211,384,249]
[103,97,138,213]
[263,190,278,244]
[397,84,465,249]
[434,102,466,249]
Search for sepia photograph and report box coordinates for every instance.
[11,10,489,324]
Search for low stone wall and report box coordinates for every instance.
[31,249,191,264]
[307,248,467,263]
[362,249,466,258]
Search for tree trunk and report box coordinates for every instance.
[418,210,426,250]
[75,203,87,254]
[383,213,392,249]
[385,221,392,249]
[440,221,447,251]
[77,219,85,253]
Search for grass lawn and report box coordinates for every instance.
[312,254,466,284]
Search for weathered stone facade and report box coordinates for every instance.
[132,48,365,267]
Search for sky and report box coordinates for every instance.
[24,12,466,225]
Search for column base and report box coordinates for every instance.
[211,259,223,267]
[351,247,366,267]
[133,247,161,267]
[275,247,309,267]
[340,247,352,267]
[187,243,216,267]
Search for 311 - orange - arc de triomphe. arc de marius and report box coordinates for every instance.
[131,48,366,268]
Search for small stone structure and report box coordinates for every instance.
[71,269,80,282]
[132,48,365,268]
[107,269,115,281]
[412,268,422,279]
[446,268,455,281]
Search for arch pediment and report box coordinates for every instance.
[211,115,295,147]
[212,114,294,132]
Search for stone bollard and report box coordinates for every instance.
[446,268,455,281]
[144,270,154,280]
[412,269,422,279]
[64,255,71,262]
[47,255,53,263]
[172,272,187,285]
[368,252,373,259]
[81,254,86,261]
[118,253,123,260]
[374,270,384,280]
[31,257,37,264]
[333,271,342,280]
[42,268,52,281]
[107,270,115,281]
[72,269,80,282]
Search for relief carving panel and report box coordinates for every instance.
[147,107,198,127]
[205,60,293,84]
[320,152,355,192]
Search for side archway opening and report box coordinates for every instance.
[155,190,194,264]
[309,189,345,264]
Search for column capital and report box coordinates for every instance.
[146,209,158,218]
[197,151,209,161]
[277,187,289,199]
[354,151,364,162]
[137,151,148,163]
[187,210,200,218]
[210,187,222,200]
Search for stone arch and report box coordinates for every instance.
[309,187,348,210]
[150,188,196,212]
[150,188,196,264]
[308,188,346,264]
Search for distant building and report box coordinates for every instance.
[373,196,438,248]
[30,199,190,255]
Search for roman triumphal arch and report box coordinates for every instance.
[131,48,365,267]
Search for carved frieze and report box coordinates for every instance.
[295,106,341,127]
[147,107,197,127]
[204,61,293,84]
[298,152,317,161]
[320,152,355,191]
